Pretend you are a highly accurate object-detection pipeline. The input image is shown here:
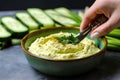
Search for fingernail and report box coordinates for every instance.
[91,32,100,39]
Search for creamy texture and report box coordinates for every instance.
[28,32,100,60]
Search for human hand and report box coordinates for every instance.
[80,0,120,39]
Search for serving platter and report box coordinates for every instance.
[0,11,120,80]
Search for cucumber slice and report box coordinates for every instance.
[0,41,5,50]
[55,23,62,27]
[45,9,80,27]
[78,10,84,19]
[0,24,11,41]
[0,40,11,50]
[27,8,55,28]
[16,12,39,32]
[55,7,82,23]
[107,28,120,38]
[107,44,120,51]
[11,38,21,45]
[1,16,28,38]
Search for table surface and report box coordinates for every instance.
[0,11,120,80]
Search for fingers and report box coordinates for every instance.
[80,1,104,31]
[90,11,120,39]
[80,0,120,39]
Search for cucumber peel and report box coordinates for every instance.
[106,36,120,51]
[107,28,120,38]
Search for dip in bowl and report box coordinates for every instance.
[21,27,107,76]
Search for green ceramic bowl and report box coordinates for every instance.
[21,27,107,76]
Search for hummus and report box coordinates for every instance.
[28,32,100,60]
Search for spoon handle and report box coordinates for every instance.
[76,14,108,41]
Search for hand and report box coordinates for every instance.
[80,0,120,39]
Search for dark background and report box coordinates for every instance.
[0,0,95,11]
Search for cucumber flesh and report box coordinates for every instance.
[55,7,82,23]
[16,12,39,32]
[45,9,80,27]
[11,38,21,45]
[55,7,74,18]
[1,16,28,38]
[27,8,55,28]
[0,24,11,41]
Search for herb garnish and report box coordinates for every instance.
[55,34,79,45]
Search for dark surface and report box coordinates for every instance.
[0,45,120,80]
[0,11,120,80]
[0,0,95,10]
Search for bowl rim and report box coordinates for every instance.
[21,27,107,62]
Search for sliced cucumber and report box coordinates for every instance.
[11,38,21,45]
[1,16,28,38]
[0,24,11,41]
[107,28,120,39]
[16,12,39,32]
[27,8,55,28]
[55,7,82,23]
[55,23,62,27]
[0,40,11,50]
[45,9,80,27]
[107,44,120,51]
[78,10,84,19]
[0,41,5,50]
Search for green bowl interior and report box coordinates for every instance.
[24,27,105,51]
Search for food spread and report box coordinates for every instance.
[28,32,100,60]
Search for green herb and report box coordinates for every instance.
[55,34,79,45]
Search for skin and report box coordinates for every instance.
[80,0,120,39]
